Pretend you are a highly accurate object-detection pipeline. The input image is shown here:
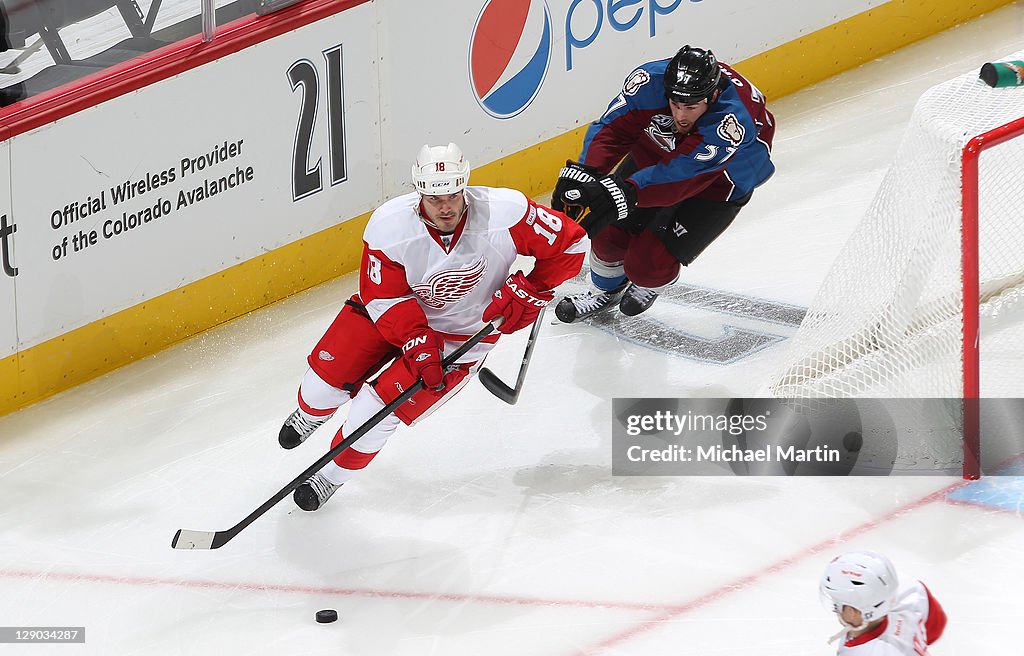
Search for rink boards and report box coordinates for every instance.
[0,0,1015,416]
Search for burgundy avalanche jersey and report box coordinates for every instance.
[580,60,775,207]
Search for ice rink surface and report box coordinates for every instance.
[2,5,1024,654]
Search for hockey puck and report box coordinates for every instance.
[843,431,863,452]
[315,609,338,624]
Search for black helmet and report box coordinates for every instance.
[664,45,721,104]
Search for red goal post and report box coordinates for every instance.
[962,113,1024,478]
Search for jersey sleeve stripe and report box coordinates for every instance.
[365,296,411,323]
[565,237,590,255]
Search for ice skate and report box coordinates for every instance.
[293,471,343,511]
[278,408,331,449]
[619,283,659,316]
[554,282,627,323]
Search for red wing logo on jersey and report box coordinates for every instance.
[411,258,488,309]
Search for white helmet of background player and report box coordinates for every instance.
[820,550,899,630]
[411,143,470,196]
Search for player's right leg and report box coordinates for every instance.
[279,369,348,449]
[619,228,681,316]
[555,225,631,323]
[279,298,399,449]
[619,193,752,316]
[293,355,479,511]
[292,383,401,510]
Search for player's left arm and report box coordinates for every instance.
[561,126,728,232]
[509,199,589,289]
[483,199,588,333]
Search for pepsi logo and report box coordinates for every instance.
[469,0,552,119]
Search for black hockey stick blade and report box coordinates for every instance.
[478,308,545,405]
[478,367,517,404]
[171,321,499,550]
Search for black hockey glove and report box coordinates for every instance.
[551,160,600,213]
[561,174,637,236]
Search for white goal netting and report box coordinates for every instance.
[769,52,1024,400]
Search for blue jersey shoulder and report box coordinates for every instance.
[626,59,671,110]
[696,83,759,149]
[598,59,671,122]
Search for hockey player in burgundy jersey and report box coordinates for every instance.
[820,551,948,656]
[552,45,775,321]
[279,143,588,511]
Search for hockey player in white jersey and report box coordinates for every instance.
[277,143,589,511]
[820,550,948,655]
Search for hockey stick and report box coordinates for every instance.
[172,321,499,550]
[477,308,544,405]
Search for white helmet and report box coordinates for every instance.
[411,143,470,195]
[820,550,899,629]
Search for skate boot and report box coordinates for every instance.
[293,471,343,511]
[554,282,627,323]
[278,408,331,449]
[619,283,659,317]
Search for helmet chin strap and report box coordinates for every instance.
[417,207,440,230]
[414,199,438,229]
[828,610,871,644]
[827,627,847,645]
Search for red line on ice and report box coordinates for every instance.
[571,480,970,656]
[0,567,676,613]
[0,479,977,651]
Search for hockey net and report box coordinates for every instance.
[767,52,1024,477]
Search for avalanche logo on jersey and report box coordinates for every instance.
[469,0,552,119]
[717,114,745,146]
[645,114,676,152]
[411,258,488,309]
[622,68,650,96]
